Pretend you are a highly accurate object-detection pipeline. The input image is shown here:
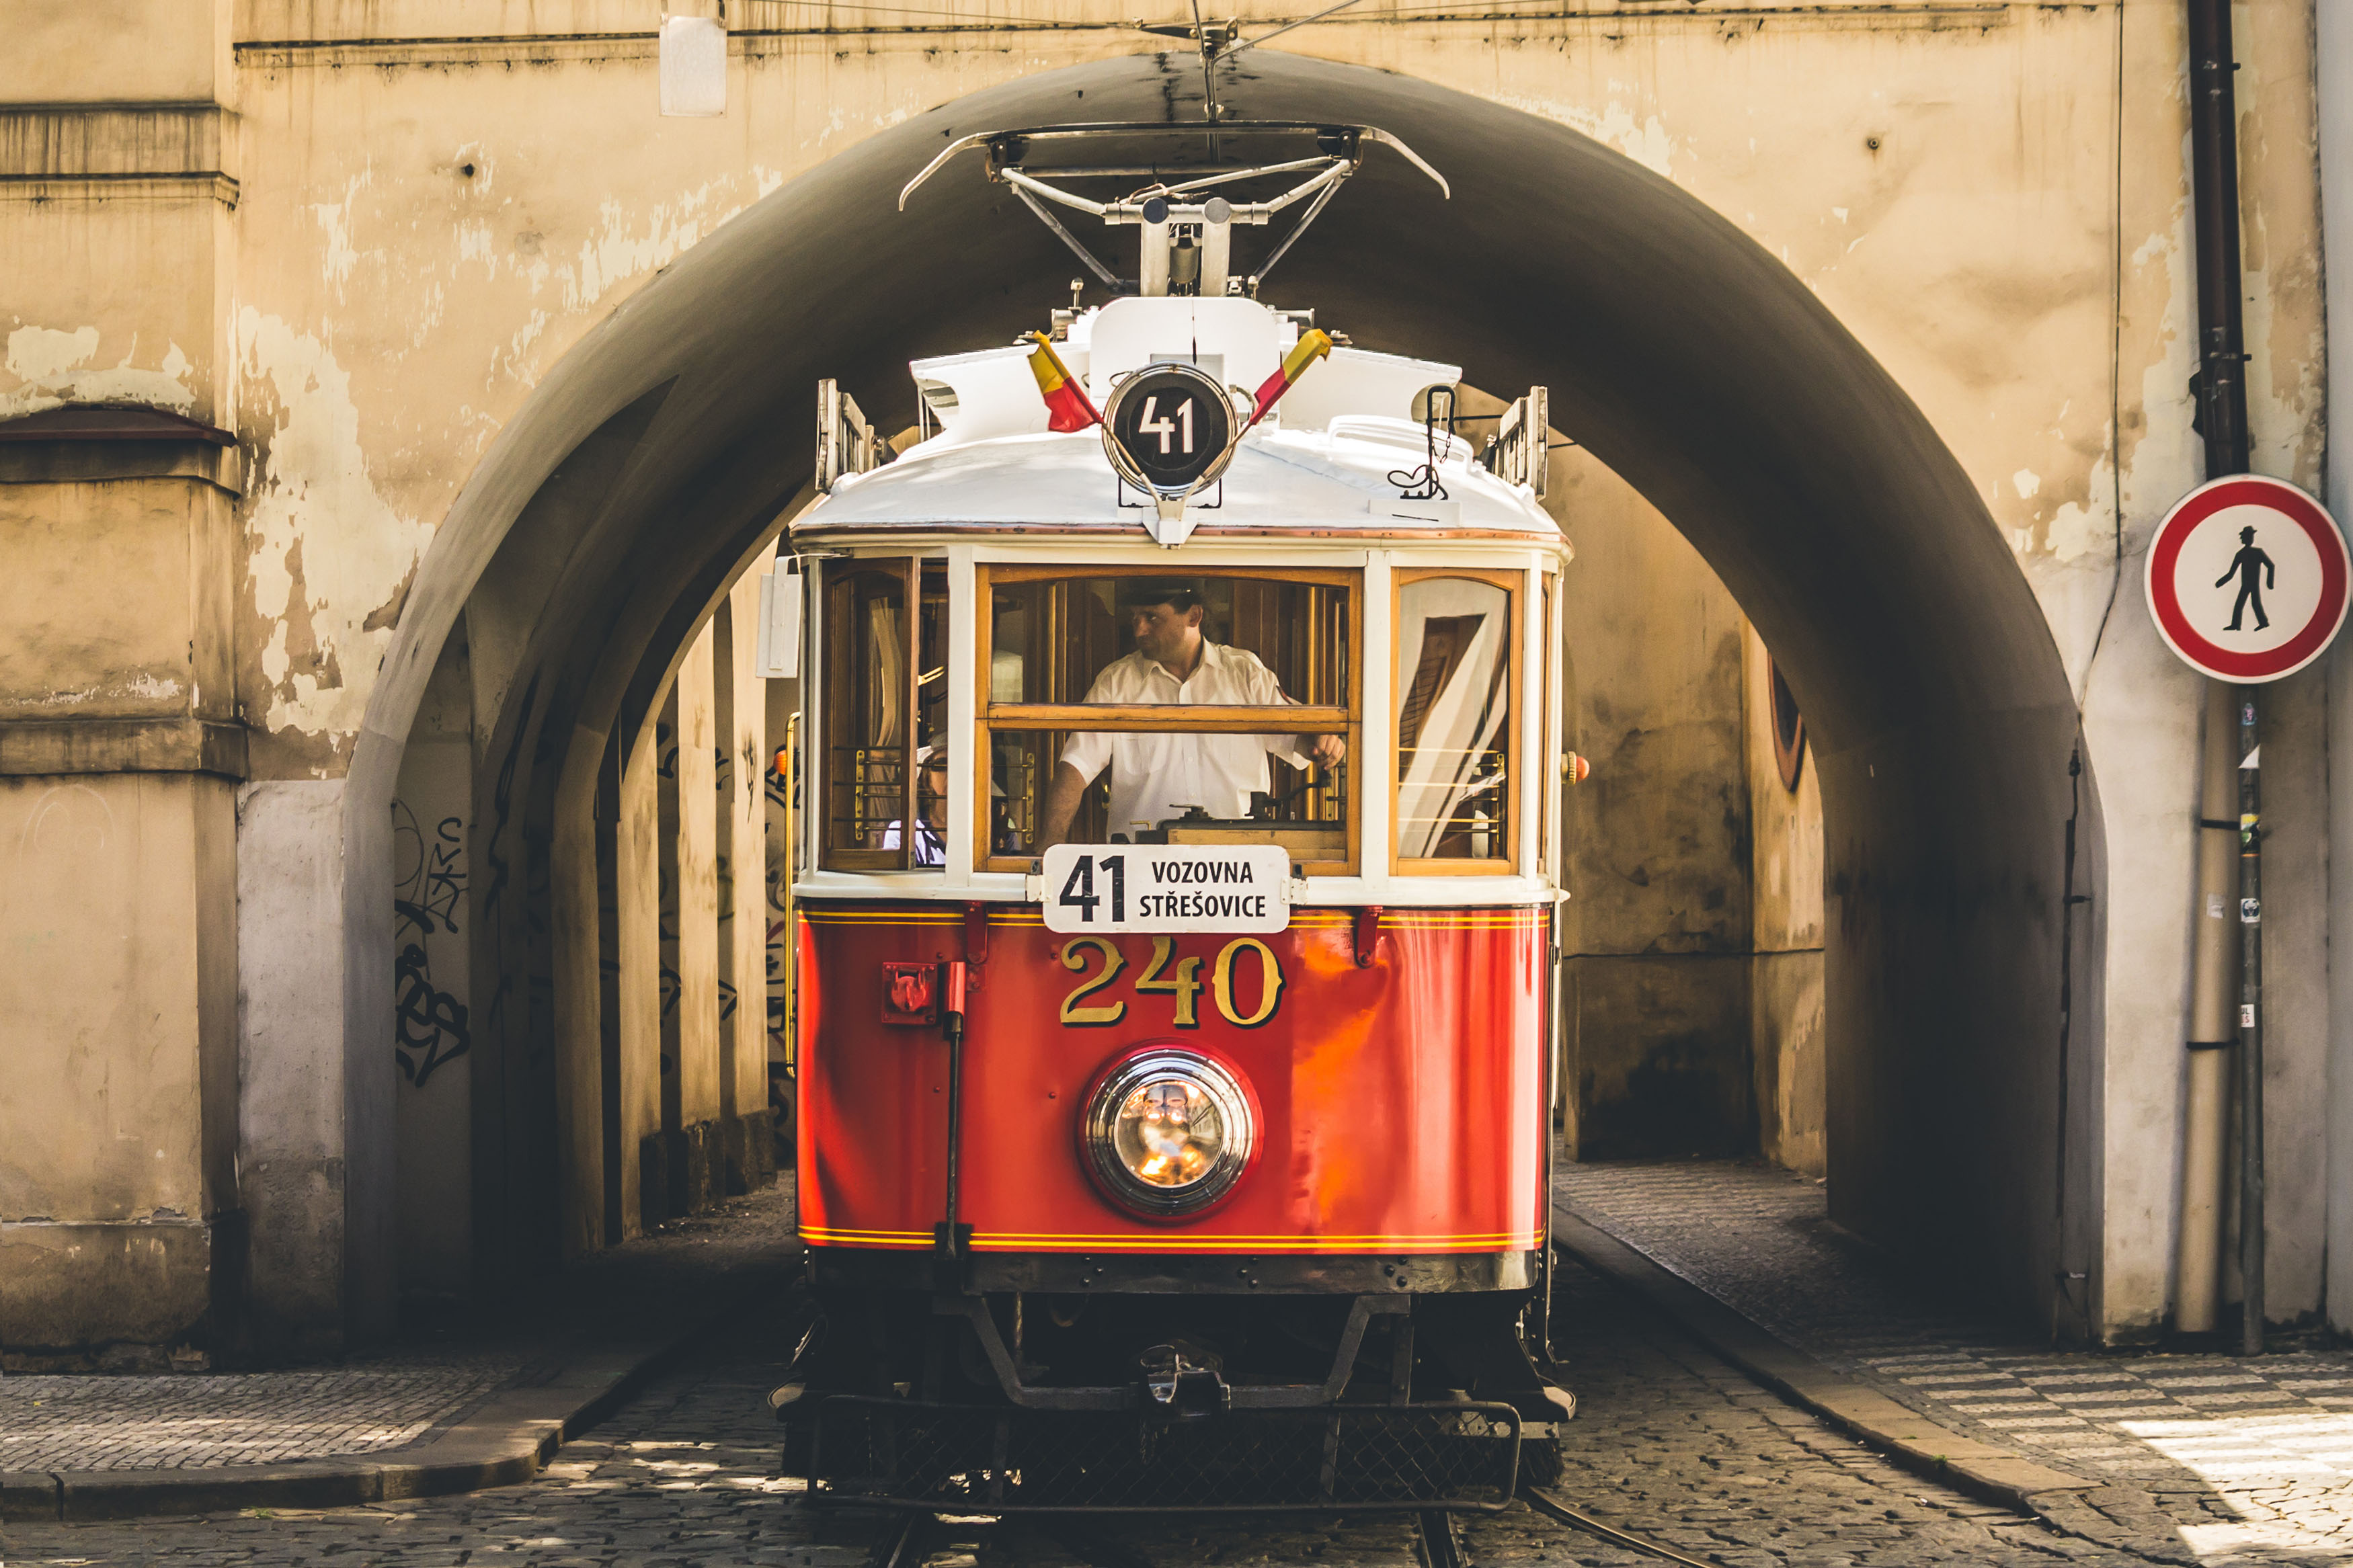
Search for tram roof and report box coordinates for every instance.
[792,419,1565,544]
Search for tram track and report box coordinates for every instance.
[854,1488,1740,1568]
[1413,1508,1467,1568]
[1515,1485,1736,1568]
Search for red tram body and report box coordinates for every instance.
[771,119,1577,1513]
[798,906,1547,1263]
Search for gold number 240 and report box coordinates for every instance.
[1058,936,1285,1028]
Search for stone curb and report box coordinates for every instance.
[1549,1206,2153,1529]
[0,1325,739,1524]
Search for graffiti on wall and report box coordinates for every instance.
[392,799,471,1089]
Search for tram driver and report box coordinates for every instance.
[1038,578,1347,847]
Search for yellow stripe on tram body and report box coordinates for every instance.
[801,1230,1539,1253]
[969,1233,1538,1251]
[799,1227,935,1247]
[798,907,1536,927]
[798,912,963,925]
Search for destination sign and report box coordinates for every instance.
[1039,843,1292,934]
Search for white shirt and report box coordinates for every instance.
[1060,642,1311,837]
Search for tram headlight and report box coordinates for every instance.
[1081,1050,1257,1219]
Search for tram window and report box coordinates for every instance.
[1540,570,1559,881]
[1396,572,1517,866]
[978,568,1358,874]
[820,558,949,870]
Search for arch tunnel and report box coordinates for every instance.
[350,48,2096,1339]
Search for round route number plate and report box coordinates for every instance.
[1104,362,1237,497]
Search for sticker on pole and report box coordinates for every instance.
[2145,474,2350,683]
[1039,843,1291,934]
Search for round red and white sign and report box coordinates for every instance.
[2145,474,2349,683]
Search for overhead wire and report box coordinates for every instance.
[1224,0,1369,57]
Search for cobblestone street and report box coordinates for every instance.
[0,1188,799,1477]
[1557,1160,2353,1559]
[2,1255,2182,1567]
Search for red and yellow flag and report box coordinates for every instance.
[1027,331,1101,432]
[1248,329,1333,427]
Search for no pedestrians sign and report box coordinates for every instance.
[2145,474,2350,683]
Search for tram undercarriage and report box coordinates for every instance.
[783,1257,1570,1512]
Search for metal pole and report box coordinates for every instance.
[2175,682,2236,1333]
[2185,0,2262,1353]
[2238,695,2266,1354]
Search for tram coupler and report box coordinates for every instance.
[1139,1342,1232,1419]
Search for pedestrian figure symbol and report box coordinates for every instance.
[2218,525,2276,632]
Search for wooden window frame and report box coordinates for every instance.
[1540,568,1560,884]
[976,564,1364,876]
[817,555,922,872]
[1391,565,1525,876]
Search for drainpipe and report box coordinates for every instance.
[2183,0,2263,1354]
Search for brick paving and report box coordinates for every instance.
[0,1358,527,1471]
[1,1255,2160,1566]
[1557,1156,2353,1561]
[0,1184,797,1476]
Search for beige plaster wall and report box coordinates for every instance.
[615,716,661,1239]
[390,630,473,1307]
[717,575,771,1153]
[0,477,234,723]
[0,771,237,1360]
[673,624,723,1136]
[1554,443,1757,1160]
[1552,456,1831,1175]
[1743,624,1828,1178]
[0,0,231,104]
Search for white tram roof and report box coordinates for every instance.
[793,296,1564,544]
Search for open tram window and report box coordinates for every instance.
[978,567,1359,874]
[1395,570,1519,868]
[820,557,949,870]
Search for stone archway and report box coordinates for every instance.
[346,48,2091,1336]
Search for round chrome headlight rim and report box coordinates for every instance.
[1080,1047,1259,1220]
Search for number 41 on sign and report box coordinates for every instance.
[1038,843,1294,934]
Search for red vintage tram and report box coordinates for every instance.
[772,121,1576,1514]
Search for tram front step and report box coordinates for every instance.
[804,1395,1521,1512]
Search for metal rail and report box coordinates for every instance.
[845,1480,1734,1566]
[1521,1485,1730,1568]
[867,1512,928,1568]
[1415,1509,1466,1568]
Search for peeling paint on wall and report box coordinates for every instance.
[3,325,196,419]
[1497,92,1674,177]
[236,308,436,760]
